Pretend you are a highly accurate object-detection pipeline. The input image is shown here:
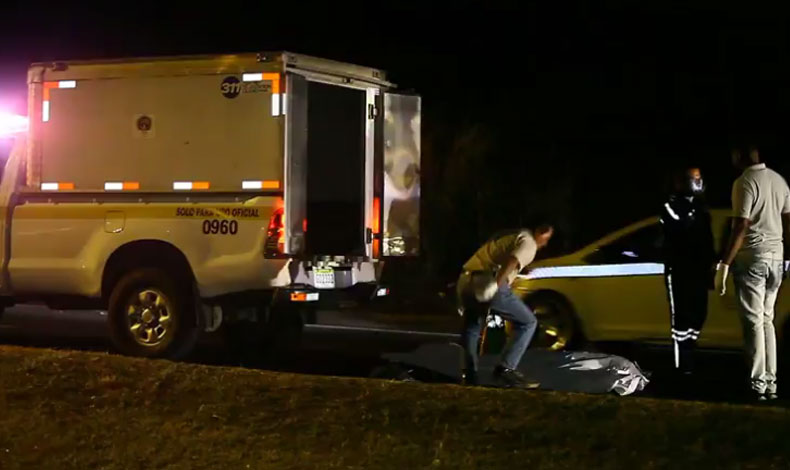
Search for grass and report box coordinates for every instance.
[0,345,788,469]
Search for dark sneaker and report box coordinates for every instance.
[493,366,528,388]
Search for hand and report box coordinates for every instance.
[475,281,498,302]
[714,263,729,296]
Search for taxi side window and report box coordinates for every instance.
[586,223,664,264]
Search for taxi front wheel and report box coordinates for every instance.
[525,292,580,351]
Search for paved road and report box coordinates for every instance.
[0,304,774,405]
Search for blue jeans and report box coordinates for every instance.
[461,283,538,373]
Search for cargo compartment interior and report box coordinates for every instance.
[304,82,367,256]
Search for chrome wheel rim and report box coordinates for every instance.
[531,302,574,351]
[125,288,174,348]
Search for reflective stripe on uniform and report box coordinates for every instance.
[664,203,680,221]
[667,272,680,368]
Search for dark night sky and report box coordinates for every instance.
[1,1,789,273]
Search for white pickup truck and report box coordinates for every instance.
[0,52,421,359]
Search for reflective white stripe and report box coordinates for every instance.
[40,182,58,191]
[58,80,77,89]
[173,181,193,190]
[242,180,263,189]
[667,272,678,368]
[664,203,680,220]
[519,263,664,280]
[673,334,698,342]
[271,93,281,116]
[104,182,123,191]
[672,328,700,335]
[282,93,287,115]
[42,101,50,122]
[672,327,700,341]
[242,73,263,82]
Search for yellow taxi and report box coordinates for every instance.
[512,209,790,350]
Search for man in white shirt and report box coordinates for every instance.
[458,225,554,387]
[716,145,790,401]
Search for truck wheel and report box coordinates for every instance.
[107,268,199,359]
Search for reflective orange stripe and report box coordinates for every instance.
[262,73,280,94]
[42,81,60,101]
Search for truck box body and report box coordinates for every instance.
[24,52,416,262]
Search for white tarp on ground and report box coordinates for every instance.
[380,343,650,396]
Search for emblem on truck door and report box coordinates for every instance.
[136,115,153,131]
[221,76,242,99]
[133,114,155,139]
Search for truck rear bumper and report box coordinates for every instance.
[203,281,388,312]
[275,282,389,308]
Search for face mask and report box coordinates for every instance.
[690,177,704,195]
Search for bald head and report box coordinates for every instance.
[731,146,760,170]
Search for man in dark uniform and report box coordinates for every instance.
[660,167,715,374]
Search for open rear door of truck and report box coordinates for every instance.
[284,73,379,260]
[381,92,421,256]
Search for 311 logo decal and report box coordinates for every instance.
[221,76,242,99]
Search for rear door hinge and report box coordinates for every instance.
[368,104,378,120]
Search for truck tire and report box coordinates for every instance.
[107,268,199,359]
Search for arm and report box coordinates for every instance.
[703,211,716,267]
[722,217,751,266]
[659,201,681,262]
[783,213,790,261]
[723,179,755,266]
[496,256,520,287]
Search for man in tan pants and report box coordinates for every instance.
[716,146,790,401]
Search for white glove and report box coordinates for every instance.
[471,272,498,302]
[474,279,498,302]
[714,263,729,296]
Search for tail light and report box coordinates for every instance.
[372,197,381,258]
[265,207,285,257]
